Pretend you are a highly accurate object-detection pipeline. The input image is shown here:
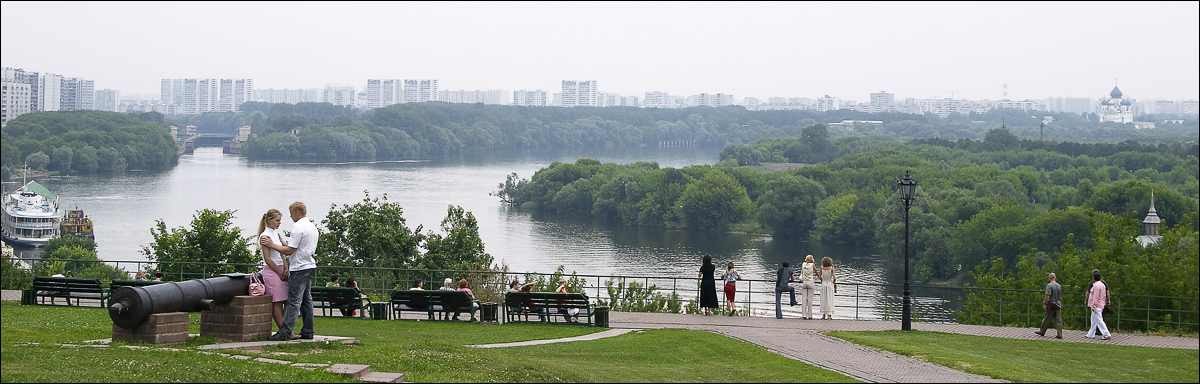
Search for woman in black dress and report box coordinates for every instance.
[697,254,719,316]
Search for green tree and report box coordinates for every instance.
[317,191,424,272]
[36,237,126,281]
[141,209,256,280]
[677,169,754,232]
[756,174,828,237]
[25,151,49,170]
[419,205,494,272]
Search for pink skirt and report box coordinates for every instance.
[261,266,288,303]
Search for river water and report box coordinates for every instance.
[4,146,959,321]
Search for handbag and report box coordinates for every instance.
[248,273,266,296]
[1102,305,1113,315]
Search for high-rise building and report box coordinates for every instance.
[686,93,735,107]
[60,78,95,111]
[162,78,253,114]
[94,89,121,112]
[869,91,894,113]
[402,79,439,103]
[816,95,840,112]
[364,79,403,109]
[2,80,32,127]
[217,79,253,112]
[323,84,356,106]
[1044,97,1094,115]
[560,80,598,107]
[512,89,547,107]
[643,91,674,108]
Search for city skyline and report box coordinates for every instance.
[2,2,1198,101]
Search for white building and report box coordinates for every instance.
[440,89,509,105]
[403,79,439,103]
[560,80,598,107]
[1044,97,1094,115]
[364,79,403,109]
[869,91,894,113]
[217,79,253,112]
[512,89,548,107]
[900,98,989,118]
[1098,86,1133,123]
[323,84,356,106]
[993,99,1045,112]
[686,93,735,107]
[2,80,32,127]
[254,88,321,104]
[815,95,840,112]
[161,78,254,114]
[94,89,121,112]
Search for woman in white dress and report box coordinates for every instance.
[818,256,837,319]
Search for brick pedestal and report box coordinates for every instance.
[112,312,190,345]
[200,295,273,342]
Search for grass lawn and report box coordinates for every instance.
[0,302,855,382]
[828,330,1199,383]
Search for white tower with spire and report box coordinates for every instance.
[1135,191,1163,247]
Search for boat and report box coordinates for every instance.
[1,178,61,246]
[60,207,94,240]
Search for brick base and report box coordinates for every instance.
[201,295,273,342]
[112,312,190,345]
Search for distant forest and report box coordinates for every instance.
[160,101,1198,162]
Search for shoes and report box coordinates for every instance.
[267,334,287,341]
[727,310,735,316]
[790,302,798,307]
[1056,336,1063,339]
[1034,331,1044,337]
[1085,335,1095,339]
[1101,336,1111,340]
[300,334,313,340]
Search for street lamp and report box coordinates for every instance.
[898,170,917,331]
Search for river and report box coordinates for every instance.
[4,146,959,321]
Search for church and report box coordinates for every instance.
[1099,86,1134,124]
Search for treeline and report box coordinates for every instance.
[0,110,178,180]
[498,127,1199,285]
[172,101,1196,161]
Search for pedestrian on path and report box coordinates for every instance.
[698,254,719,316]
[800,254,817,320]
[721,261,742,316]
[774,261,798,319]
[1035,272,1063,339]
[818,256,837,320]
[1085,269,1112,340]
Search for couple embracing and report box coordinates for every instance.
[256,201,320,341]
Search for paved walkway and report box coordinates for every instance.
[6,290,1196,383]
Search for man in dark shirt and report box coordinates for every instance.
[774,261,798,319]
[1035,272,1063,339]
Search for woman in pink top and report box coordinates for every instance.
[1085,269,1112,340]
[454,279,479,321]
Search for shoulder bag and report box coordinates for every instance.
[248,273,266,296]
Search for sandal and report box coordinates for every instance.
[290,333,301,340]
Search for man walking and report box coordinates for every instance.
[1085,269,1112,340]
[774,261,798,319]
[263,201,319,341]
[1035,272,1063,339]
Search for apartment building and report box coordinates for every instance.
[94,89,120,112]
[402,79,439,103]
[561,80,598,107]
[512,89,548,107]
[2,80,32,127]
[322,84,356,106]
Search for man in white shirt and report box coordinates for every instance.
[262,201,320,341]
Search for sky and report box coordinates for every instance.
[3,1,1198,102]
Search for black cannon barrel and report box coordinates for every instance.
[108,275,249,329]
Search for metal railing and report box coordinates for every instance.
[3,258,1195,334]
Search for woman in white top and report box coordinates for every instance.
[721,262,742,316]
[818,256,837,319]
[800,255,817,320]
[257,209,289,331]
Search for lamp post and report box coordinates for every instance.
[898,171,917,331]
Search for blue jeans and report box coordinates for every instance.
[775,285,796,319]
[277,268,315,338]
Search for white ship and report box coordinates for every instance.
[1,179,61,246]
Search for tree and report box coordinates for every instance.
[757,174,828,237]
[25,151,49,171]
[677,169,754,232]
[317,191,424,272]
[419,205,494,272]
[141,209,257,279]
[37,236,126,281]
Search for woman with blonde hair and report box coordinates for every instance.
[257,209,290,334]
[800,255,817,320]
[817,256,837,319]
[721,261,742,316]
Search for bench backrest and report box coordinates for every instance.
[391,290,474,311]
[505,292,590,309]
[110,280,161,290]
[33,277,105,294]
[311,287,363,306]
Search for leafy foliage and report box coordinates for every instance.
[1,110,177,179]
[140,209,257,279]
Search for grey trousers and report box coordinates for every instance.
[775,285,796,319]
[276,268,315,338]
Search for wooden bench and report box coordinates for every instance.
[110,280,162,291]
[503,292,594,325]
[390,290,478,322]
[31,276,109,307]
[311,286,369,318]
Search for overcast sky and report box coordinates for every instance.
[3,1,1198,102]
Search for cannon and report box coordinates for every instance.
[108,274,250,329]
